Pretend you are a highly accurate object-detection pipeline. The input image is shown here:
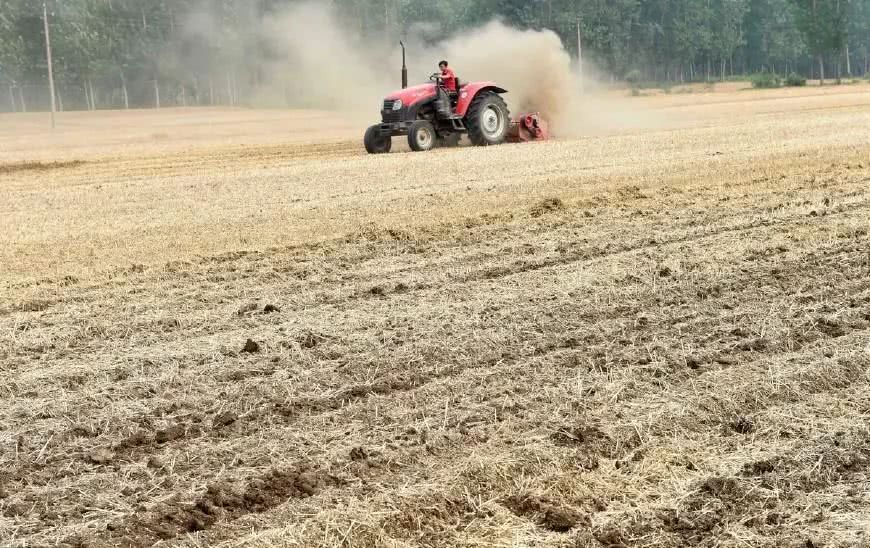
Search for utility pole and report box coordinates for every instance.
[845,43,852,76]
[576,17,584,94]
[43,1,57,128]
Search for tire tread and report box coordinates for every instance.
[465,92,510,146]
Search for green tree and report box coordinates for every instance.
[710,0,750,80]
[789,0,848,82]
[2,0,868,112]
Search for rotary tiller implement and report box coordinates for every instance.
[507,112,550,143]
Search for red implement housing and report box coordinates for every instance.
[507,112,550,143]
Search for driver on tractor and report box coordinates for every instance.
[439,60,457,93]
[434,60,458,118]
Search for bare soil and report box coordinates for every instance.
[1,85,869,547]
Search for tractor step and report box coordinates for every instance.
[448,117,465,131]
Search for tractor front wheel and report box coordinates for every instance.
[466,92,510,146]
[408,121,436,152]
[365,125,392,154]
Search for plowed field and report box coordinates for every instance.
[2,84,870,548]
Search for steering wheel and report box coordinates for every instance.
[429,73,443,82]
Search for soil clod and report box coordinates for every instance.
[543,506,586,532]
[530,197,566,217]
[242,339,260,353]
[160,318,181,330]
[742,458,777,476]
[816,317,846,338]
[298,331,323,348]
[115,430,150,451]
[70,425,97,438]
[97,466,337,545]
[731,415,756,434]
[237,302,258,316]
[155,424,185,444]
[700,476,743,499]
[504,495,588,532]
[550,425,613,454]
[737,338,768,352]
[594,526,628,547]
[213,411,238,429]
[86,448,114,465]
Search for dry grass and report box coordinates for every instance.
[1,84,869,548]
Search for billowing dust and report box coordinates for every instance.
[405,22,574,124]
[182,2,664,136]
[255,3,391,114]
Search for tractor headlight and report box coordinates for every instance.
[391,100,403,111]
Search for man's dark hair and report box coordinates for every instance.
[439,60,448,68]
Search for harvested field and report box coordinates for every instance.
[1,84,869,548]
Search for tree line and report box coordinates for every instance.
[1,0,867,112]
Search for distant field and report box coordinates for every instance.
[1,84,869,547]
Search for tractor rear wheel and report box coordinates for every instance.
[365,125,392,154]
[466,92,510,146]
[408,121,436,152]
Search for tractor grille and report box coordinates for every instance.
[382,100,402,123]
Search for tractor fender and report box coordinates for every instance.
[408,97,438,120]
[455,82,508,117]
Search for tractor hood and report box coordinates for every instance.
[384,83,438,107]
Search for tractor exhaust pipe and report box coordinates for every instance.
[400,41,408,89]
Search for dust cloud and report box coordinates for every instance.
[424,23,668,137]
[255,3,392,114]
[186,1,664,137]
[404,22,574,124]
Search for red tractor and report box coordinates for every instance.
[365,43,549,154]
